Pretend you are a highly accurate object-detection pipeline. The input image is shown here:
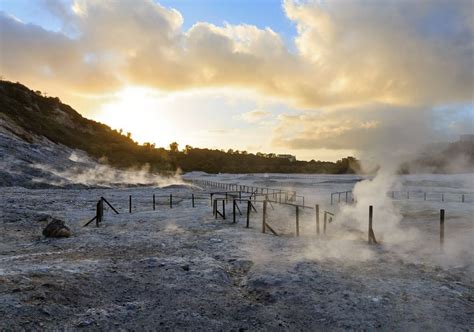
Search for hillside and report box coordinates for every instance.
[0,80,171,171]
[0,80,361,185]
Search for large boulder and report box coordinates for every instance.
[42,218,71,238]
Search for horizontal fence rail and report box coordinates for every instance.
[330,190,474,204]
[389,191,473,203]
[189,179,303,205]
[330,191,353,205]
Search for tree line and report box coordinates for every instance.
[0,80,361,175]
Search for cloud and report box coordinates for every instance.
[1,0,472,107]
[241,109,270,123]
[272,104,428,152]
[0,0,472,156]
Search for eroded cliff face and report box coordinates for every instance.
[0,111,82,188]
[0,81,180,188]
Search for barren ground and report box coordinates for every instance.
[0,175,473,330]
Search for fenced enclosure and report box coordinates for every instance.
[389,190,473,203]
[78,178,463,254]
[83,191,211,227]
[330,190,474,204]
[191,179,301,204]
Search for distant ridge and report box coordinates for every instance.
[0,80,362,176]
[1,80,472,176]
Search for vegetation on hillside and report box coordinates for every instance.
[0,80,361,174]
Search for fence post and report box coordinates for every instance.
[440,209,445,251]
[295,205,299,237]
[345,192,348,203]
[233,200,236,223]
[424,192,427,201]
[315,204,320,235]
[407,191,410,199]
[368,205,377,244]
[153,194,156,210]
[330,193,333,205]
[262,199,267,233]
[96,199,103,227]
[323,212,327,234]
[462,194,464,203]
[192,193,195,208]
[222,200,225,219]
[169,194,173,208]
[129,195,132,214]
[368,205,372,243]
[442,193,444,202]
[246,200,250,228]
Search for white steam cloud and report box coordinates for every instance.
[32,151,184,187]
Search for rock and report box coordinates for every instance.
[76,319,93,327]
[42,218,71,238]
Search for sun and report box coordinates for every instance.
[94,86,177,147]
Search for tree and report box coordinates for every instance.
[169,142,179,153]
[184,145,193,154]
[143,142,155,149]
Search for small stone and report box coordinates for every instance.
[41,308,51,316]
[182,265,190,271]
[42,218,71,238]
[77,320,93,327]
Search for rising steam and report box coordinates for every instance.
[32,151,184,187]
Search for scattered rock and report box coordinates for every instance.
[42,218,71,238]
[76,319,93,327]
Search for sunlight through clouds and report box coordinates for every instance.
[0,0,472,160]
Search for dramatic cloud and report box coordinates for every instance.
[272,105,432,151]
[284,0,474,107]
[2,0,472,106]
[0,0,472,157]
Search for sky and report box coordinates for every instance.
[0,0,473,162]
